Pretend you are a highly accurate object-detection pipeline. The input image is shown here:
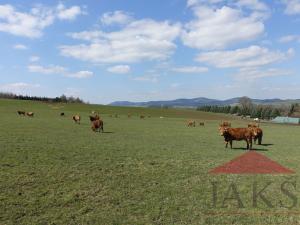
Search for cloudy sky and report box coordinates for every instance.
[0,0,300,103]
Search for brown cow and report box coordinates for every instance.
[248,124,263,145]
[219,126,254,150]
[249,127,263,145]
[187,120,196,127]
[17,111,25,116]
[91,119,104,132]
[26,112,34,117]
[73,115,81,124]
[140,115,145,119]
[199,122,205,126]
[89,114,100,122]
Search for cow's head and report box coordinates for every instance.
[218,125,228,136]
[250,127,258,136]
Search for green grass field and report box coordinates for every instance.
[1,99,300,225]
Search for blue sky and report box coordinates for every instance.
[0,0,300,104]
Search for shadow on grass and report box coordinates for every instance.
[102,131,114,134]
[230,147,268,151]
[259,143,273,146]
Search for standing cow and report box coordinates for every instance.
[187,120,196,127]
[248,124,263,145]
[219,126,255,150]
[73,115,81,124]
[91,119,104,132]
[17,111,25,116]
[26,112,34,117]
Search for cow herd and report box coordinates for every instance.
[187,120,205,127]
[16,109,264,148]
[17,111,34,117]
[219,121,263,150]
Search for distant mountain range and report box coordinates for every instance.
[109,97,300,108]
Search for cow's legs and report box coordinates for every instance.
[258,135,262,145]
[230,140,233,149]
[225,141,228,148]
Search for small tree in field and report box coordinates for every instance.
[239,96,253,116]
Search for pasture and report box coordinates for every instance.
[1,99,300,224]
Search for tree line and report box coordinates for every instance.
[0,92,84,103]
[196,97,300,120]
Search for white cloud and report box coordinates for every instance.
[66,71,93,78]
[234,67,292,80]
[29,56,40,62]
[13,44,28,50]
[56,3,85,21]
[196,45,292,68]
[132,74,159,83]
[0,3,84,38]
[171,66,208,73]
[107,65,130,74]
[0,82,40,94]
[282,0,300,15]
[279,35,300,43]
[28,64,93,79]
[100,11,133,26]
[235,0,269,11]
[187,0,223,7]
[61,18,181,63]
[28,64,66,74]
[181,6,265,50]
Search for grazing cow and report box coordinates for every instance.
[17,111,25,116]
[221,121,231,127]
[60,112,65,116]
[140,115,145,119]
[199,122,205,126]
[73,115,81,124]
[219,126,254,150]
[91,119,104,132]
[187,120,196,127]
[26,112,34,117]
[89,114,100,122]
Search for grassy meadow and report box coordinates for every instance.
[1,99,300,225]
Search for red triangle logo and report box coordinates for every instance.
[210,151,294,174]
